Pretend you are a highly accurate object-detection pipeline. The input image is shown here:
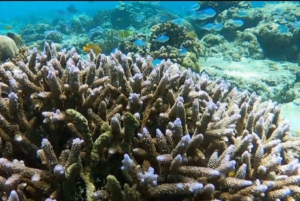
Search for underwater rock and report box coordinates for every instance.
[70,14,93,34]
[245,2,300,61]
[202,33,225,46]
[198,1,249,13]
[111,6,132,29]
[235,31,264,59]
[45,30,62,43]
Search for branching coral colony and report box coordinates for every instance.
[0,42,299,201]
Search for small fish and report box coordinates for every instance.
[83,43,102,55]
[155,35,169,43]
[231,19,244,27]
[57,9,65,15]
[293,21,300,29]
[67,22,72,29]
[135,15,144,22]
[111,47,118,53]
[195,8,216,20]
[277,25,288,34]
[4,25,13,30]
[134,39,146,47]
[178,47,187,56]
[213,23,223,31]
[151,1,160,6]
[171,18,184,26]
[201,23,215,31]
[7,32,22,46]
[190,3,200,11]
[193,13,209,20]
[153,59,162,67]
[66,5,78,14]
[159,15,166,22]
[274,8,282,14]
[186,30,198,39]
[116,18,122,22]
[117,30,133,39]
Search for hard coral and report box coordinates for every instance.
[198,1,247,12]
[111,5,132,29]
[0,43,299,201]
[0,35,19,63]
[150,23,201,72]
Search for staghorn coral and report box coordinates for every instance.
[0,42,299,201]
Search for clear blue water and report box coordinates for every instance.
[0,1,293,24]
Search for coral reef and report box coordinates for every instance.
[0,43,299,201]
[70,14,93,34]
[111,3,133,29]
[45,30,63,43]
[197,1,248,13]
[150,22,201,72]
[0,35,19,63]
[201,32,264,61]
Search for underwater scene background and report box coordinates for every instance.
[1,1,300,201]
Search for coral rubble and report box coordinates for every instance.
[0,43,299,201]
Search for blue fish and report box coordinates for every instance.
[171,18,184,26]
[201,23,215,30]
[190,3,200,11]
[193,13,209,20]
[178,47,187,56]
[159,15,166,22]
[135,15,144,22]
[134,39,146,47]
[194,8,216,20]
[293,21,300,29]
[213,23,223,31]
[67,22,72,29]
[153,59,162,67]
[277,25,288,34]
[201,8,216,17]
[111,47,118,53]
[155,35,169,43]
[193,8,216,20]
[274,8,282,14]
[88,30,93,38]
[231,19,244,27]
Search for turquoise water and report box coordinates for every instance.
[0,1,292,22]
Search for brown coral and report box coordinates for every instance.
[0,35,19,63]
[0,42,299,201]
[150,22,202,73]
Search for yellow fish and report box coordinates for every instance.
[4,25,13,30]
[186,30,198,39]
[83,43,102,55]
[117,30,133,39]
